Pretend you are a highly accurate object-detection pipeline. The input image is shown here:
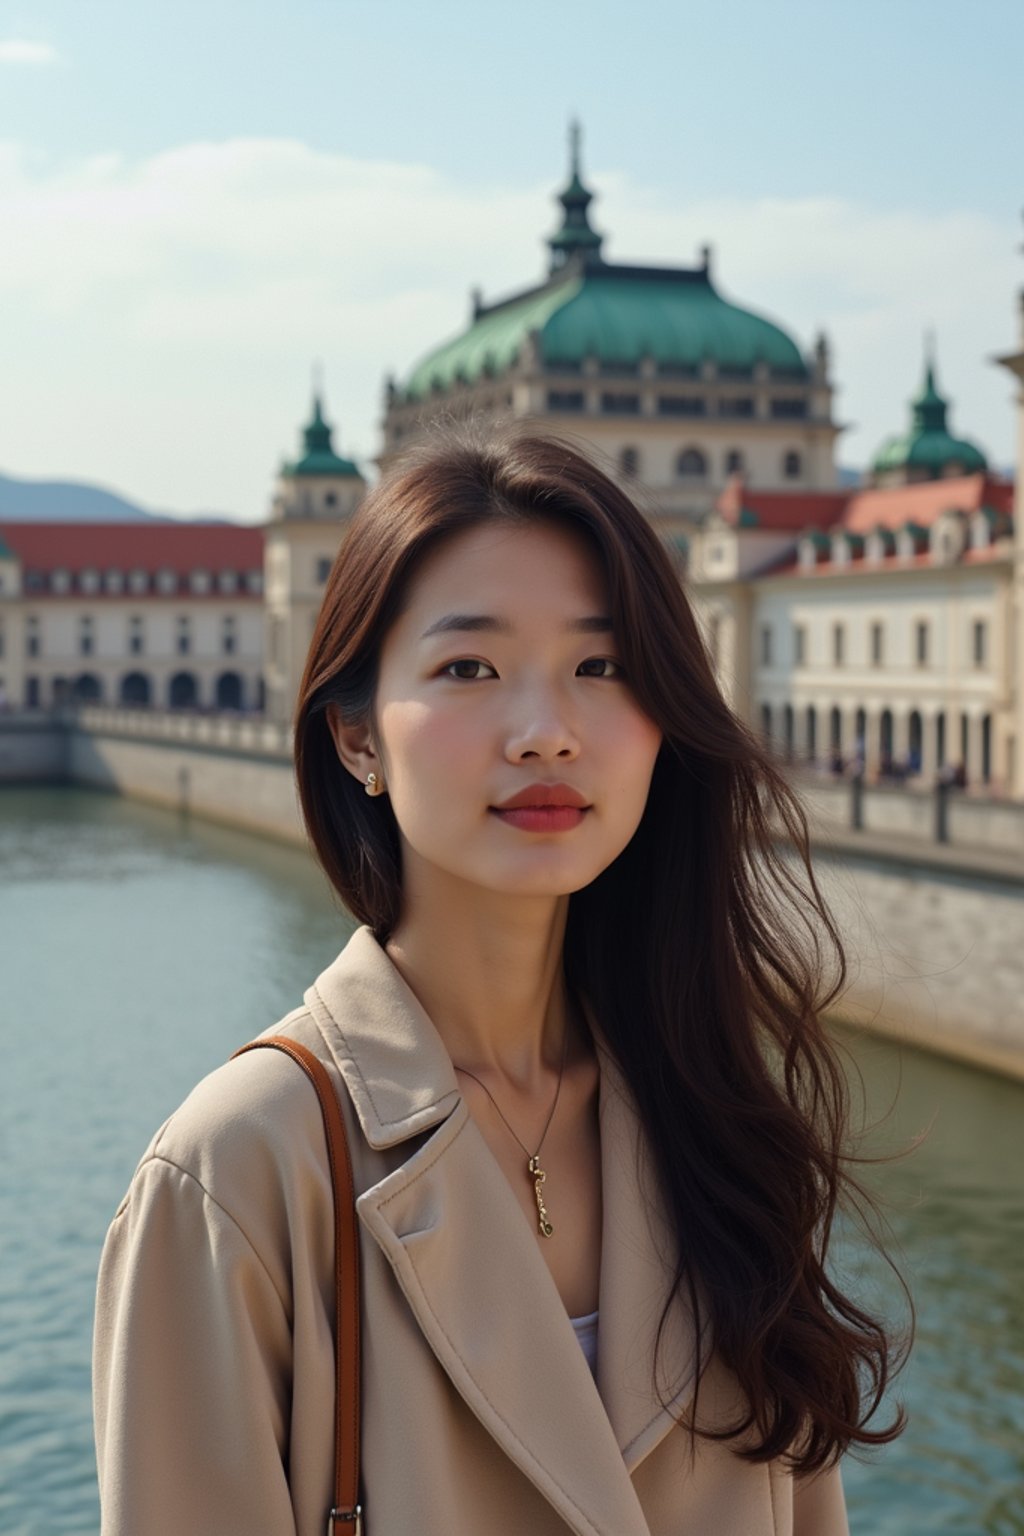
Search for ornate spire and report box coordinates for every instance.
[548,119,604,274]
[911,340,949,435]
[280,375,360,479]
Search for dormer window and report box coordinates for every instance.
[831,534,850,567]
[52,568,72,594]
[676,447,707,479]
[79,567,101,595]
[245,570,264,595]
[969,513,990,550]
[896,526,927,560]
[218,569,239,594]
[798,537,818,571]
[105,569,124,594]
[929,515,964,565]
[128,569,149,595]
[190,569,212,595]
[156,567,178,595]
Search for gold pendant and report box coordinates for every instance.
[528,1154,554,1238]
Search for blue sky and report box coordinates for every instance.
[1,0,1022,519]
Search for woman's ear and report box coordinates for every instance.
[326,703,385,791]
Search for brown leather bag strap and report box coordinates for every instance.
[233,1037,362,1536]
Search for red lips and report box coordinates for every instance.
[492,782,590,810]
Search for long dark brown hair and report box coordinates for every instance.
[294,422,909,1473]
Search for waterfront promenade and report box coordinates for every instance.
[3,706,1022,1084]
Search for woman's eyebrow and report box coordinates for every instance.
[419,613,613,640]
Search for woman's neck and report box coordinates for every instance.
[384,877,573,1091]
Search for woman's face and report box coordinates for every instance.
[357,517,662,901]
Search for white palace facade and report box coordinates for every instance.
[688,349,1022,796]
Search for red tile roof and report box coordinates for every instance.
[840,473,1013,534]
[715,476,851,532]
[0,520,263,574]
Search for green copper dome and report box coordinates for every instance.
[282,394,360,478]
[403,266,807,400]
[401,131,808,402]
[872,358,986,479]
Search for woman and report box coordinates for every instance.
[93,426,906,1535]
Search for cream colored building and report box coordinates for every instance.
[0,519,266,712]
[263,395,367,725]
[381,125,839,542]
[689,356,1020,795]
[0,393,368,731]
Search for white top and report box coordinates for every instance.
[570,1309,599,1378]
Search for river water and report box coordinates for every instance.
[0,785,1021,1535]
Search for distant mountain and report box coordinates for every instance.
[0,471,233,524]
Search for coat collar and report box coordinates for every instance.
[304,925,707,1534]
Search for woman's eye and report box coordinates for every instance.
[442,659,497,681]
[577,657,623,678]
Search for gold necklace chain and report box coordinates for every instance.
[453,1017,570,1240]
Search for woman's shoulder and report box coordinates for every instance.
[126,1004,336,1224]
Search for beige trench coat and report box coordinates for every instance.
[93,924,850,1536]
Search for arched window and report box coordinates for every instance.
[71,673,103,704]
[830,707,842,751]
[120,672,151,706]
[908,711,923,769]
[169,671,199,709]
[724,448,745,476]
[981,714,992,784]
[760,703,773,742]
[783,703,794,760]
[783,450,801,480]
[216,671,244,710]
[805,705,817,760]
[880,709,894,758]
[675,447,707,478]
[619,446,639,478]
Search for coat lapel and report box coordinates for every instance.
[593,1041,711,1470]
[303,925,702,1532]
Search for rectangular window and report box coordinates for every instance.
[600,392,640,414]
[770,399,808,419]
[871,622,884,665]
[26,618,40,658]
[129,616,144,656]
[794,625,805,666]
[833,623,844,666]
[222,616,237,655]
[315,556,333,584]
[916,621,929,666]
[177,617,191,656]
[973,619,986,667]
[79,618,93,657]
[657,396,706,417]
[760,624,773,666]
[546,390,585,412]
[719,397,755,418]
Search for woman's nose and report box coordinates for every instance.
[503,689,581,761]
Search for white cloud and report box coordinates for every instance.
[0,136,1017,519]
[0,40,59,65]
